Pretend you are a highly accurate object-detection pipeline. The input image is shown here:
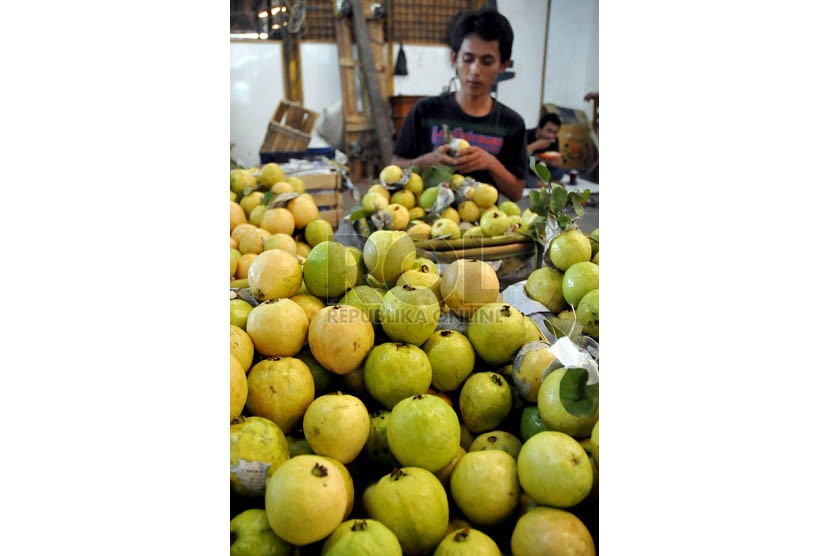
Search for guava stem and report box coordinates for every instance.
[351,519,368,531]
[311,462,329,477]
[453,529,470,542]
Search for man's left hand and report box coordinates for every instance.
[453,147,495,175]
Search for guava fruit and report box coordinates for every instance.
[287,195,319,229]
[230,324,254,371]
[562,261,599,307]
[459,372,513,433]
[339,286,385,324]
[396,265,441,299]
[480,209,510,237]
[412,257,438,274]
[238,227,270,255]
[232,222,258,244]
[230,201,247,232]
[248,204,266,227]
[380,164,404,185]
[246,299,308,357]
[362,192,389,212]
[262,233,297,255]
[294,347,336,394]
[364,410,399,468]
[230,356,248,423]
[364,343,432,409]
[591,421,599,465]
[434,528,501,556]
[517,431,593,508]
[519,406,550,442]
[422,329,476,392]
[231,250,239,279]
[407,221,432,240]
[524,267,567,313]
[537,367,598,438]
[247,249,302,302]
[367,183,391,201]
[576,288,599,338]
[441,206,461,224]
[467,303,526,365]
[386,203,410,230]
[286,176,305,193]
[230,168,257,194]
[321,519,403,556]
[230,416,290,496]
[457,200,481,223]
[472,183,498,208]
[286,435,314,457]
[498,200,521,217]
[303,241,359,300]
[387,394,461,472]
[239,191,265,217]
[589,227,599,254]
[257,162,285,186]
[345,246,367,285]
[321,455,355,518]
[418,186,439,210]
[390,189,415,209]
[265,455,348,546]
[440,260,501,318]
[235,253,257,280]
[450,450,521,526]
[592,251,599,264]
[380,285,440,346]
[308,305,375,375]
[523,316,544,343]
[302,392,370,464]
[511,506,596,556]
[270,181,294,195]
[304,218,333,246]
[431,218,461,239]
[512,341,562,402]
[363,467,449,555]
[230,508,293,556]
[259,207,295,235]
[468,430,523,460]
[363,230,416,287]
[463,226,483,238]
[405,172,424,195]
[434,445,467,486]
[289,293,325,326]
[245,357,315,433]
[548,229,592,271]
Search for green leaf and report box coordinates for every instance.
[411,165,420,175]
[571,197,584,217]
[261,191,275,206]
[550,186,568,211]
[443,124,452,145]
[558,368,599,419]
[349,208,371,222]
[529,189,548,214]
[422,165,455,188]
[533,162,551,184]
[544,316,582,339]
[558,214,572,230]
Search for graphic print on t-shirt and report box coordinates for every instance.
[430,125,504,155]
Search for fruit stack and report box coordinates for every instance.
[230,166,600,555]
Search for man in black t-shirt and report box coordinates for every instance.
[391,9,527,202]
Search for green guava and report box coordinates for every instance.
[245,357,315,433]
[387,394,461,472]
[363,410,399,468]
[380,285,440,346]
[294,347,337,394]
[468,430,523,460]
[412,257,438,274]
[524,267,567,313]
[459,372,513,433]
[230,168,257,194]
[591,420,599,465]
[537,367,599,438]
[498,200,521,217]
[230,508,293,556]
[347,246,367,285]
[230,416,290,497]
[434,528,501,556]
[230,298,254,330]
[548,229,592,271]
[422,330,476,392]
[322,456,355,519]
[434,445,466,486]
[479,209,510,237]
[431,218,461,239]
[304,218,334,246]
[576,289,599,338]
[511,506,596,556]
[562,261,599,307]
[339,285,386,324]
[396,266,441,299]
[450,450,521,527]
[286,435,314,457]
[418,186,439,210]
[519,405,551,442]
[308,305,375,375]
[467,304,527,365]
[302,392,370,464]
[363,230,416,287]
[589,227,599,256]
[303,241,359,300]
[363,343,432,409]
[265,455,348,546]
[363,467,449,555]
[517,431,593,508]
[321,519,403,556]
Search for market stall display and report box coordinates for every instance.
[229,160,599,555]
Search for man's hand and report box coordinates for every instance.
[425,144,456,167]
[528,138,553,153]
[453,146,496,175]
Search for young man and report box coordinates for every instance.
[390,9,527,202]
[526,112,565,181]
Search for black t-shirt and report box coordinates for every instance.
[394,92,528,185]
[526,127,560,155]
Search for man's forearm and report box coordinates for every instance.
[487,159,524,202]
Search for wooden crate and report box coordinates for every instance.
[260,101,319,153]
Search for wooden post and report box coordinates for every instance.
[350,0,395,165]
[281,30,303,104]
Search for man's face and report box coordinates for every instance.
[538,122,560,141]
[451,34,508,97]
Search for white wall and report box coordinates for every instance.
[230,0,598,165]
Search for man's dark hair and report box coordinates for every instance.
[539,112,562,128]
[448,8,514,63]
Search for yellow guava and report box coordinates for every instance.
[245,357,314,433]
[230,416,290,497]
[434,528,501,556]
[405,172,424,195]
[390,189,415,209]
[289,293,326,327]
[245,298,308,357]
[511,507,596,556]
[257,162,285,186]
[517,431,593,508]
[440,260,500,318]
[238,227,271,255]
[363,230,416,288]
[386,203,410,230]
[459,372,513,433]
[450,450,520,526]
[457,200,481,223]
[230,202,247,233]
[406,221,432,241]
[468,430,523,460]
[259,207,295,235]
[247,249,302,302]
[302,392,370,464]
[287,195,319,229]
[472,183,498,208]
[367,184,391,202]
[321,519,402,556]
[467,303,526,365]
[304,218,334,246]
[308,305,375,375]
[512,341,560,403]
[396,266,441,299]
[364,343,432,409]
[230,324,254,372]
[548,229,592,271]
[379,164,404,185]
[230,168,257,194]
[230,298,253,330]
[230,356,248,423]
[262,232,297,255]
[362,192,389,212]
[422,329,476,392]
[386,394,460,472]
[480,209,510,237]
